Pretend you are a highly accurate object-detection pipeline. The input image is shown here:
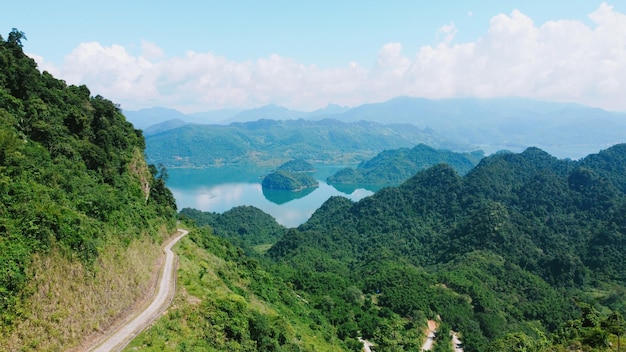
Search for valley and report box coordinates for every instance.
[2,28,626,352]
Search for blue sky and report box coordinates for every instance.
[3,1,626,112]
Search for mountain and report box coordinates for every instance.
[276,159,316,172]
[142,118,188,135]
[0,30,177,349]
[124,224,359,351]
[179,206,287,254]
[334,96,626,158]
[327,143,484,186]
[224,104,309,123]
[262,159,320,193]
[126,102,347,130]
[173,144,626,351]
[261,144,626,351]
[223,103,351,123]
[187,108,242,123]
[2,30,345,352]
[262,171,319,191]
[137,96,626,162]
[145,119,465,167]
[308,103,350,118]
[124,106,189,129]
[125,107,242,129]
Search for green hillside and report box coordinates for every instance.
[0,30,177,350]
[265,145,626,351]
[167,145,626,351]
[327,143,483,186]
[5,28,626,352]
[262,171,319,191]
[126,225,359,351]
[179,206,287,255]
[277,158,316,173]
[144,118,467,167]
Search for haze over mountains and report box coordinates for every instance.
[4,28,626,351]
[144,119,454,168]
[126,97,626,160]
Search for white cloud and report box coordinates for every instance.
[140,40,164,60]
[437,23,458,45]
[29,3,626,112]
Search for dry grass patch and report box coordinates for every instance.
[0,228,170,351]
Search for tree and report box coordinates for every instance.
[7,28,26,47]
[602,311,625,351]
[487,331,548,352]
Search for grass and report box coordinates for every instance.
[252,243,273,255]
[0,225,171,351]
[124,230,347,351]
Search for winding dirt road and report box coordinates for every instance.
[90,229,188,352]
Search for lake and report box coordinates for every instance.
[166,165,375,228]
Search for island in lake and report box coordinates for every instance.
[262,159,319,191]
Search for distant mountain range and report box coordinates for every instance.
[144,119,460,168]
[126,97,626,159]
[124,103,349,128]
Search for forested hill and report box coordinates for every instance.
[0,30,177,349]
[264,144,626,351]
[144,118,468,167]
[327,143,483,187]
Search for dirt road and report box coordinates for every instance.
[90,229,188,352]
[421,319,438,351]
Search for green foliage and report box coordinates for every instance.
[277,158,315,172]
[128,226,351,351]
[179,206,287,254]
[264,144,626,351]
[262,170,319,191]
[262,159,319,191]
[145,119,456,167]
[487,330,549,352]
[0,30,176,337]
[327,143,482,186]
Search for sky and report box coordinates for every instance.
[3,1,626,113]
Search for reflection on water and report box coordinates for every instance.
[262,187,317,205]
[167,166,374,228]
[330,183,383,194]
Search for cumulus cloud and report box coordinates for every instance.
[29,3,626,112]
[140,40,164,60]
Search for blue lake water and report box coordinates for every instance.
[166,165,375,228]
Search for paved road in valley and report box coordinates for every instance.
[90,229,188,352]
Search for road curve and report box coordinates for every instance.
[91,229,189,352]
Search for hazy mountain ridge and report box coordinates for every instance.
[125,103,350,130]
[131,96,625,159]
[145,118,461,167]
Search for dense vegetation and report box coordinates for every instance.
[277,159,316,173]
[261,159,319,191]
[182,145,626,351]
[127,225,362,351]
[0,29,177,349]
[327,144,483,187]
[144,118,468,167]
[4,28,626,351]
[262,171,319,191]
[179,206,287,255]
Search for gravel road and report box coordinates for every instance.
[90,229,188,352]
